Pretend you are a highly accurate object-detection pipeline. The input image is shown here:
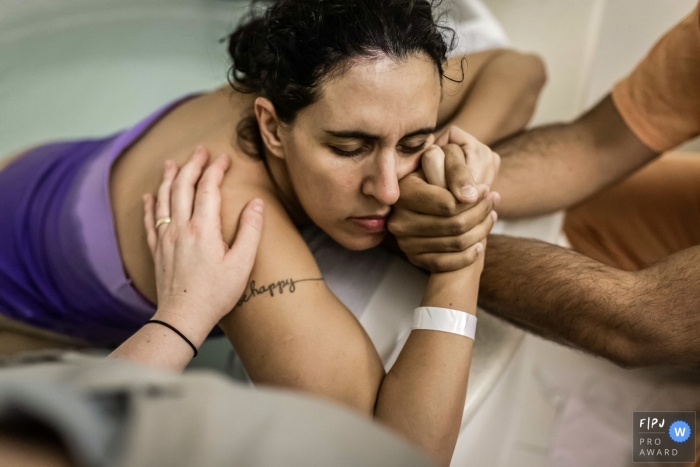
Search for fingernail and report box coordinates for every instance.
[196,144,205,154]
[491,211,498,222]
[250,198,264,213]
[461,185,478,199]
[493,192,501,205]
[475,242,484,255]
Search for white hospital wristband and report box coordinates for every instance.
[412,307,477,340]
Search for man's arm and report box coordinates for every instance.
[389,96,658,270]
[492,95,658,218]
[479,235,700,367]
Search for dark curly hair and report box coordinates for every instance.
[226,0,456,157]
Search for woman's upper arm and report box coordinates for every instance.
[218,184,384,413]
[437,49,509,125]
[437,49,546,127]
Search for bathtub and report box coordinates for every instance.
[0,1,569,465]
[0,0,247,156]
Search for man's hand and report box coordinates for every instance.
[389,128,500,272]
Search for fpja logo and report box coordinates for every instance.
[639,416,666,430]
[634,412,696,463]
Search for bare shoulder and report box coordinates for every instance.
[219,157,321,279]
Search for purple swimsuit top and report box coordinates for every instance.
[0,97,195,345]
[0,94,396,346]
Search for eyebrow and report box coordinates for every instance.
[324,126,437,140]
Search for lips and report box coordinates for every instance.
[349,214,389,233]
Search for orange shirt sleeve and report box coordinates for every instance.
[611,3,700,153]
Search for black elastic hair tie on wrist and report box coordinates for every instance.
[147,320,198,357]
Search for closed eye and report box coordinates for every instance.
[330,146,367,157]
[399,141,427,154]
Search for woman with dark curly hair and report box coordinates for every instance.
[0,0,543,463]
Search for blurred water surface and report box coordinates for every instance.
[0,0,249,156]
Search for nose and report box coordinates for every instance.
[362,150,400,206]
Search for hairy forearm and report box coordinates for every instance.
[479,235,700,367]
[446,52,546,145]
[374,259,481,466]
[492,121,602,217]
[492,96,657,218]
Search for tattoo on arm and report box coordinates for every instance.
[236,277,324,307]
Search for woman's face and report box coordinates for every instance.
[274,54,442,250]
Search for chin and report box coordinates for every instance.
[334,231,386,251]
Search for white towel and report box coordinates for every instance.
[439,0,510,56]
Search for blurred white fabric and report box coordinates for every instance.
[546,368,700,467]
[441,0,510,56]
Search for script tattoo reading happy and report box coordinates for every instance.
[236,277,324,307]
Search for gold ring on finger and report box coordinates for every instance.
[155,217,172,229]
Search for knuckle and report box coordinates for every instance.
[397,177,413,192]
[463,247,478,264]
[454,235,471,251]
[407,254,426,269]
[188,221,203,237]
[436,198,457,215]
[448,220,467,236]
[462,146,477,161]
[438,255,460,272]
[423,146,443,158]
[386,218,402,235]
[427,256,443,271]
[476,197,491,215]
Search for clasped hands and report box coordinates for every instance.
[144,125,499,338]
[389,126,501,272]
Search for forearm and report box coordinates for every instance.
[108,308,212,372]
[374,258,481,466]
[479,236,700,367]
[492,96,657,218]
[492,122,601,216]
[445,51,546,145]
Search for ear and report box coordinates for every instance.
[254,97,285,160]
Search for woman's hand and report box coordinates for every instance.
[109,146,263,371]
[431,125,501,202]
[146,146,264,341]
[388,129,499,272]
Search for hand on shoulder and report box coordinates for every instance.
[144,146,264,343]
